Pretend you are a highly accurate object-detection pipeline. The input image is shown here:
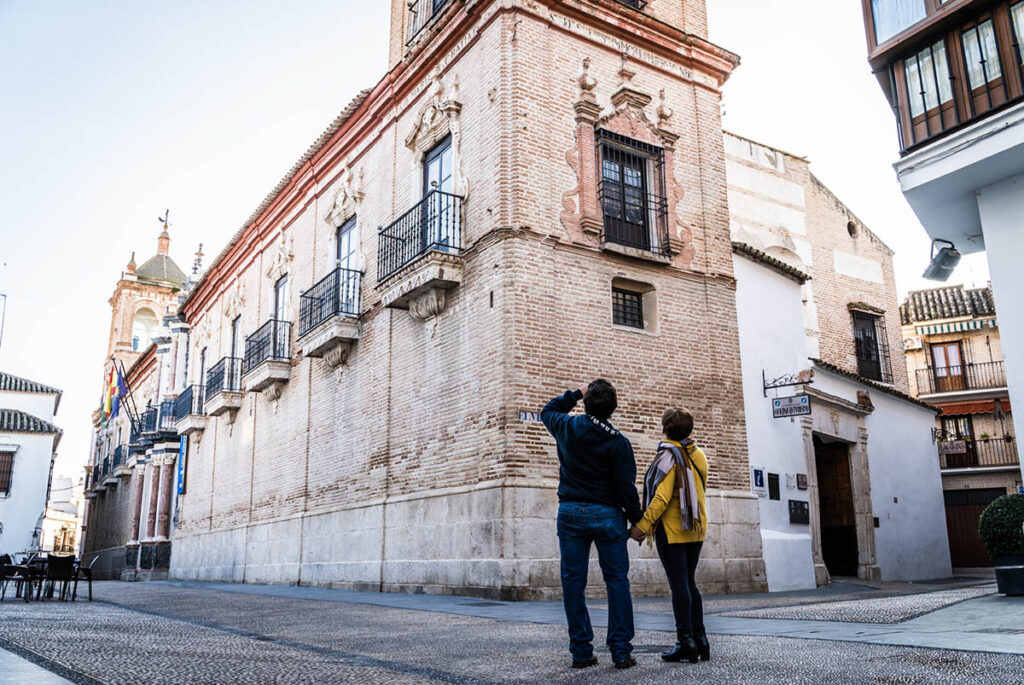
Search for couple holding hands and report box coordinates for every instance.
[541,379,709,670]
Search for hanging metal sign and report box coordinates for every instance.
[937,440,966,455]
[772,395,811,418]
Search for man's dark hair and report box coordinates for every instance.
[662,407,693,441]
[584,379,617,420]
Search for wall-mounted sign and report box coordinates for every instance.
[938,440,967,455]
[772,395,811,418]
[751,466,768,498]
[177,435,188,495]
[518,410,542,423]
[796,473,808,490]
[789,499,810,524]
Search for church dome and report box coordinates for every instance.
[135,227,186,287]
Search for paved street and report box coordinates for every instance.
[1,578,1023,683]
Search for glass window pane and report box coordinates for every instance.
[903,40,953,119]
[963,20,1002,89]
[1013,3,1024,63]
[873,0,927,44]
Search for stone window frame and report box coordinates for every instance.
[611,277,659,335]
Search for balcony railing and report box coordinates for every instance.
[176,385,205,418]
[243,320,292,375]
[939,436,1019,469]
[158,398,177,431]
[378,190,463,281]
[206,356,242,401]
[112,445,124,469]
[101,457,110,479]
[916,360,1006,394]
[299,267,361,336]
[140,407,157,434]
[885,1,1024,152]
[91,465,98,488]
[406,0,453,45]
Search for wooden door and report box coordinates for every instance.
[931,341,966,392]
[944,488,1005,567]
[814,436,859,577]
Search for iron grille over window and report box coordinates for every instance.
[612,288,644,328]
[299,267,362,336]
[852,310,893,383]
[596,129,669,257]
[206,357,242,401]
[0,451,12,495]
[378,190,463,281]
[243,320,292,375]
[614,0,648,8]
[407,0,453,45]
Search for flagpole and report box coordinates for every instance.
[118,358,141,430]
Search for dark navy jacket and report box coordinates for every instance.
[541,389,643,525]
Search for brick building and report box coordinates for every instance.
[81,227,193,579]
[727,133,951,588]
[901,284,1020,568]
[160,0,769,597]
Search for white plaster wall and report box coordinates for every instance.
[733,256,816,591]
[977,173,1024,486]
[0,432,53,556]
[0,392,56,422]
[812,372,952,581]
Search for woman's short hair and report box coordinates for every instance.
[583,379,617,420]
[662,407,693,441]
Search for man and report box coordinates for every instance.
[541,379,644,670]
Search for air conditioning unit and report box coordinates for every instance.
[904,336,923,350]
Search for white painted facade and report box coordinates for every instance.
[0,382,61,557]
[733,256,816,591]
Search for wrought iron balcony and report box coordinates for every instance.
[140,407,158,434]
[176,385,205,418]
[378,190,463,282]
[406,0,453,45]
[157,398,177,431]
[243,320,292,375]
[112,445,124,469]
[206,356,243,402]
[916,360,1006,395]
[938,436,1018,469]
[299,267,361,337]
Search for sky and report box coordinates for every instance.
[0,0,990,481]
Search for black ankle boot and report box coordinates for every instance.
[694,628,710,661]
[661,630,699,663]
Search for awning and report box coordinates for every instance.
[938,398,1011,415]
[915,318,997,335]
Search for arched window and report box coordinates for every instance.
[131,308,159,352]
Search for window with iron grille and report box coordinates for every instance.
[596,130,669,256]
[612,288,644,329]
[0,451,13,496]
[852,310,893,383]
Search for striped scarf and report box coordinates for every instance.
[642,440,701,531]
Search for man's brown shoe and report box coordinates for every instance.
[571,657,598,669]
[613,656,637,669]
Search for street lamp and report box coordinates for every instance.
[922,239,961,281]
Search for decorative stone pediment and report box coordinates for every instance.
[597,61,679,151]
[266,235,294,282]
[405,73,469,199]
[223,283,246,321]
[325,166,365,228]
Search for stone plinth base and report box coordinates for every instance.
[171,485,766,598]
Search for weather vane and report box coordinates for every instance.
[158,209,171,230]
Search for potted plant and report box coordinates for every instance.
[979,493,1024,596]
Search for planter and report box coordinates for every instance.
[994,556,1024,596]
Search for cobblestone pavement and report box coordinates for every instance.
[1,581,1023,684]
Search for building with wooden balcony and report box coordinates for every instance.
[900,283,1019,567]
[861,0,1024,488]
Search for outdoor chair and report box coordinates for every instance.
[0,554,30,601]
[41,554,76,601]
[73,555,98,601]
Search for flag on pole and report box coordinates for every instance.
[100,365,116,428]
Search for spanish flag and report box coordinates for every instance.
[100,365,116,428]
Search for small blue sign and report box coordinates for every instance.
[518,410,542,423]
[177,435,188,495]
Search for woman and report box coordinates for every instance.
[631,407,709,663]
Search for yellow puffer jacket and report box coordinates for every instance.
[635,440,708,544]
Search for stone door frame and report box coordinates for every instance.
[799,388,880,585]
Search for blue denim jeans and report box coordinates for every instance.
[556,502,634,663]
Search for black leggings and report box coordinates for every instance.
[654,526,704,633]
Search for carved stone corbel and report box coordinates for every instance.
[322,341,353,370]
[408,287,449,336]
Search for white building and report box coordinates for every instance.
[40,476,83,555]
[727,133,951,588]
[0,371,63,557]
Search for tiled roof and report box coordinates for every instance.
[810,359,939,412]
[900,285,995,325]
[136,253,187,287]
[181,87,374,313]
[0,371,60,395]
[732,242,811,283]
[0,408,62,435]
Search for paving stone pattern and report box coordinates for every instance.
[1,583,1023,683]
